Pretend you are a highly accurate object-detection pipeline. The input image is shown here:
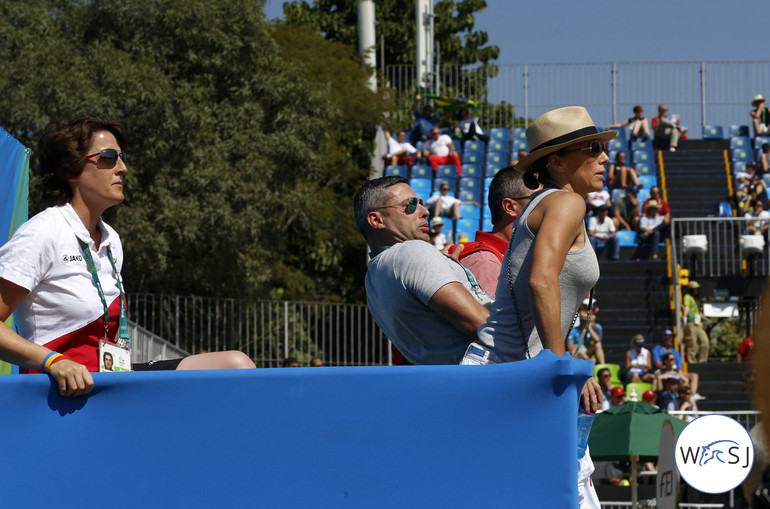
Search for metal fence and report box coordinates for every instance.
[386,61,770,134]
[126,294,390,368]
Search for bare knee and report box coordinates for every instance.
[177,351,256,370]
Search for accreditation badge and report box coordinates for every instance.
[99,341,132,372]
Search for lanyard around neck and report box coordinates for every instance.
[78,238,129,347]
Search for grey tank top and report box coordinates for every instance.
[476,187,600,361]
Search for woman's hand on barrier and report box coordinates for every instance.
[49,360,94,397]
[581,377,602,413]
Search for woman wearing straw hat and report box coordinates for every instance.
[477,106,613,508]
[750,94,770,137]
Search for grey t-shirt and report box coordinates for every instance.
[477,188,600,361]
[365,240,482,365]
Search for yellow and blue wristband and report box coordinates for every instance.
[41,352,65,373]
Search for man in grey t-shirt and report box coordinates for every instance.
[354,176,490,365]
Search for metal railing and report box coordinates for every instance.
[128,320,189,363]
[386,61,770,133]
[667,410,761,431]
[127,294,390,368]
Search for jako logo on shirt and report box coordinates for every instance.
[675,414,754,493]
[62,254,84,263]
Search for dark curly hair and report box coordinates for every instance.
[38,116,126,206]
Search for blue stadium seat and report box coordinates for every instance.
[512,128,527,142]
[459,177,482,195]
[637,188,650,205]
[484,177,494,193]
[409,179,432,202]
[463,140,484,153]
[487,140,508,153]
[718,201,733,217]
[452,139,462,154]
[486,151,508,168]
[730,136,751,150]
[436,164,460,179]
[630,138,653,152]
[512,139,529,152]
[489,128,511,143]
[411,164,431,179]
[732,161,747,174]
[633,150,653,164]
[436,217,454,235]
[458,188,481,204]
[462,163,483,179]
[432,179,456,194]
[612,126,628,141]
[455,218,480,240]
[754,137,770,150]
[702,125,723,139]
[616,230,637,247]
[481,217,493,232]
[607,150,619,163]
[459,204,481,219]
[485,164,502,177]
[384,165,408,178]
[462,151,484,165]
[415,141,426,152]
[763,174,770,188]
[482,206,492,220]
[607,138,628,153]
[638,175,657,189]
[729,125,750,138]
[610,188,626,202]
[732,148,752,162]
[634,162,654,175]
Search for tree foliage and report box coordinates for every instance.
[0,0,385,302]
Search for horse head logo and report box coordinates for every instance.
[699,440,739,466]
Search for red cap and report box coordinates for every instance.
[611,386,625,397]
[642,390,656,400]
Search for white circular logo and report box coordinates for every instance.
[675,414,754,494]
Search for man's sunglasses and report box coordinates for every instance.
[562,141,606,157]
[373,197,424,214]
[85,149,126,167]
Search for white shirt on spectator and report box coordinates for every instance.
[588,215,616,240]
[387,137,418,158]
[425,134,454,157]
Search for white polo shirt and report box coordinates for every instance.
[0,204,123,370]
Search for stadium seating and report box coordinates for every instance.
[452,139,462,154]
[632,150,653,164]
[458,188,481,204]
[436,164,460,179]
[487,140,508,153]
[486,151,508,168]
[637,188,650,205]
[702,125,723,139]
[732,161,746,174]
[638,175,657,189]
[593,363,622,386]
[754,137,770,150]
[512,139,528,152]
[459,177,483,197]
[455,218,480,240]
[729,125,750,138]
[415,140,426,152]
[432,179,456,194]
[481,217,493,232]
[463,140,484,153]
[484,177,494,193]
[462,150,484,165]
[718,201,734,217]
[409,178,432,202]
[459,204,481,219]
[616,230,637,247]
[610,188,626,202]
[625,382,652,397]
[607,138,628,153]
[512,127,527,142]
[630,138,653,153]
[489,127,511,144]
[384,165,408,178]
[731,148,752,162]
[462,163,483,179]
[634,162,654,175]
[729,136,751,150]
[485,164,501,177]
[411,164,431,179]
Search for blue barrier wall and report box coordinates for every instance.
[0,351,590,507]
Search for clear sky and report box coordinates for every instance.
[263,0,765,64]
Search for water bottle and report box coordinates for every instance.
[577,404,594,459]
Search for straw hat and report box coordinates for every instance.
[514,106,616,173]
[753,94,765,106]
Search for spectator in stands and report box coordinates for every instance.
[613,186,640,231]
[746,198,770,235]
[760,143,770,174]
[588,205,620,260]
[638,200,668,259]
[586,187,612,217]
[652,329,683,371]
[606,105,651,141]
[678,385,698,421]
[652,351,704,400]
[643,187,671,225]
[626,334,654,383]
[282,357,300,367]
[567,298,605,364]
[511,149,528,166]
[737,336,754,362]
[738,165,765,214]
[454,108,490,145]
[682,281,710,363]
[610,386,627,407]
[411,94,440,143]
[354,176,491,365]
[0,116,254,398]
[657,374,680,412]
[447,166,536,298]
[652,104,687,151]
[310,357,323,367]
[606,151,640,190]
[750,94,770,138]
[596,367,614,410]
[385,130,421,166]
[426,182,479,220]
[735,163,753,206]
[431,217,451,250]
[642,390,657,407]
[423,126,462,177]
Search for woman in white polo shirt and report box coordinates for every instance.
[0,116,254,397]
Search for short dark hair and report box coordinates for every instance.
[763,143,770,153]
[633,105,643,113]
[38,116,127,207]
[488,166,529,225]
[597,368,610,378]
[354,176,408,239]
[282,357,299,367]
